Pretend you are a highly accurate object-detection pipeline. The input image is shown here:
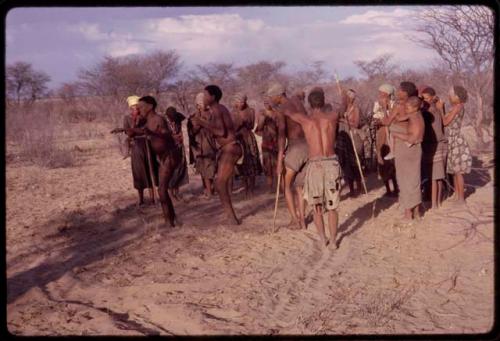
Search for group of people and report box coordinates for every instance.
[372,82,472,221]
[116,80,472,248]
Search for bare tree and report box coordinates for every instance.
[354,54,398,80]
[412,5,494,142]
[77,50,181,98]
[142,50,182,95]
[6,61,51,104]
[236,60,287,99]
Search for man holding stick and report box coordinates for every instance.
[116,95,158,205]
[267,83,309,230]
[126,96,180,227]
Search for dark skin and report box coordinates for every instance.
[270,93,308,230]
[189,103,215,199]
[390,102,425,220]
[255,106,279,193]
[191,90,242,225]
[126,104,155,205]
[126,101,179,227]
[422,93,446,209]
[439,93,466,203]
[165,112,185,202]
[232,99,257,197]
[339,90,362,196]
[283,101,340,248]
[375,91,399,196]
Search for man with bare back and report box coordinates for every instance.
[282,87,341,248]
[191,85,243,225]
[126,96,180,227]
[267,83,308,230]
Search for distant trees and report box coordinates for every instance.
[413,5,494,141]
[6,61,51,104]
[77,50,181,98]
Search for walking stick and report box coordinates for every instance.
[272,173,282,233]
[334,71,368,195]
[144,136,160,205]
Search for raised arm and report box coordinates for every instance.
[282,109,310,127]
[254,111,266,136]
[442,103,463,127]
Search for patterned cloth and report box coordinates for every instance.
[446,108,472,174]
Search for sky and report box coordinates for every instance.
[6,6,440,90]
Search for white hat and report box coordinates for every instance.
[267,82,286,97]
[126,95,140,107]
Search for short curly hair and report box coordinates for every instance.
[399,81,418,97]
[453,85,468,103]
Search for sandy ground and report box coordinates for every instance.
[6,135,495,336]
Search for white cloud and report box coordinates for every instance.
[67,10,437,78]
[340,8,415,27]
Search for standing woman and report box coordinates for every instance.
[124,95,157,205]
[165,106,189,201]
[440,85,472,203]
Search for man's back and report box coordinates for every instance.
[303,110,338,158]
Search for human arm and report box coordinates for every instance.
[442,103,463,127]
[254,111,266,136]
[191,107,228,137]
[276,111,287,177]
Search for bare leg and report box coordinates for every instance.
[282,167,300,229]
[456,173,465,202]
[216,147,241,225]
[313,205,328,246]
[147,188,155,204]
[327,209,339,248]
[266,174,274,193]
[413,205,421,219]
[404,208,412,220]
[158,160,176,227]
[296,185,306,229]
[431,180,438,209]
[437,180,443,207]
[137,189,144,205]
[392,176,399,194]
[383,181,391,196]
[249,175,256,195]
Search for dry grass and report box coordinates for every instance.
[6,99,123,169]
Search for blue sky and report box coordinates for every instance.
[6,6,439,89]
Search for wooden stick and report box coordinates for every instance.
[349,129,368,195]
[145,137,160,205]
[272,173,282,233]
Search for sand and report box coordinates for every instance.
[6,135,494,335]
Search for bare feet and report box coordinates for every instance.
[281,218,301,230]
[225,216,241,226]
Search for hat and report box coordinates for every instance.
[233,92,247,102]
[378,84,395,96]
[127,95,140,107]
[267,82,286,97]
